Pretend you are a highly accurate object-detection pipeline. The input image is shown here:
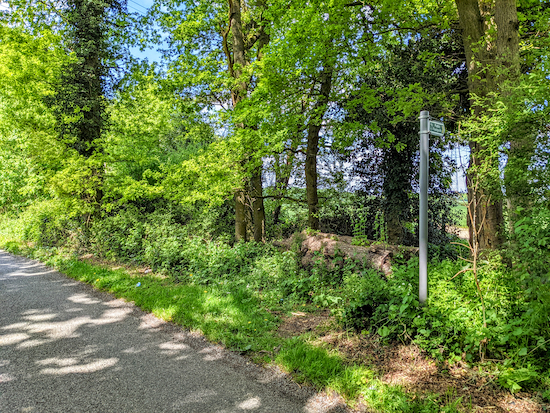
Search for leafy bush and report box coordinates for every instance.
[2,199,81,247]
[511,207,550,278]
[339,257,550,387]
[91,199,234,263]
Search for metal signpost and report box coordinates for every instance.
[419,111,444,305]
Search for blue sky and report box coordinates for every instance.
[126,0,163,63]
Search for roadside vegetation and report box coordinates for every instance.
[1,0,549,411]
[1,195,549,412]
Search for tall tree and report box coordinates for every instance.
[0,25,65,212]
[453,0,547,249]
[48,0,125,209]
[153,0,269,242]
[348,27,467,245]
[501,0,550,229]
[246,0,363,231]
[226,0,269,242]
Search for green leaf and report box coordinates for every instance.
[378,326,390,338]
[512,327,523,336]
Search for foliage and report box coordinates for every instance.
[0,199,81,247]
[348,28,465,246]
[49,0,123,156]
[0,224,479,412]
[339,257,550,391]
[102,73,219,206]
[0,25,66,212]
[509,205,550,279]
[1,0,550,407]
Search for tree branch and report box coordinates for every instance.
[260,195,307,204]
[244,26,265,50]
[221,1,234,77]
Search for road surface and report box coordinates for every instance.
[0,250,348,413]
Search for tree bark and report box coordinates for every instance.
[272,149,296,227]
[305,68,333,231]
[455,0,506,250]
[250,166,266,242]
[226,0,268,242]
[305,126,320,230]
[495,0,534,228]
[235,190,248,242]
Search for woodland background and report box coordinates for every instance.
[1,0,549,411]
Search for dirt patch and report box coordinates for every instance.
[313,331,546,413]
[277,310,334,338]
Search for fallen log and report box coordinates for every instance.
[274,231,418,275]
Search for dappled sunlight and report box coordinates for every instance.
[19,316,89,340]
[65,307,84,313]
[23,313,57,322]
[0,372,15,383]
[158,341,189,356]
[90,307,133,325]
[1,250,366,412]
[17,339,52,349]
[37,357,119,375]
[0,332,30,346]
[67,293,102,305]
[172,389,218,408]
[21,309,53,316]
[2,321,30,330]
[236,396,262,410]
[303,392,349,413]
[103,298,129,308]
[7,267,56,277]
[199,346,225,361]
[121,345,148,354]
[138,313,166,330]
[5,310,135,342]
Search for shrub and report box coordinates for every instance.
[5,199,80,247]
[339,256,550,381]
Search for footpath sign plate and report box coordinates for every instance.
[429,120,445,137]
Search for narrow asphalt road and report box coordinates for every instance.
[0,250,349,413]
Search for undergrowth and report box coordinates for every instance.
[1,201,549,410]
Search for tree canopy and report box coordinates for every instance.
[0,0,549,245]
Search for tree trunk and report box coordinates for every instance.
[456,0,505,250]
[385,210,402,245]
[495,0,534,228]
[382,126,413,245]
[235,190,247,242]
[305,68,333,231]
[225,0,270,242]
[227,0,250,241]
[250,166,266,242]
[305,126,320,230]
[272,149,295,226]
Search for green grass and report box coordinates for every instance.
[0,236,468,413]
[451,196,468,228]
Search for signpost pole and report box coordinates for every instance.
[419,111,429,305]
